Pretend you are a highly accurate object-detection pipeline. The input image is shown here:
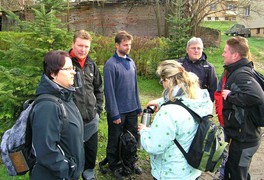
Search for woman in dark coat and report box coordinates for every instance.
[30,50,84,180]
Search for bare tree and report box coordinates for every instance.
[163,0,263,36]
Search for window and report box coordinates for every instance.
[244,6,250,16]
[226,4,237,11]
[215,17,219,21]
[256,28,260,34]
[207,17,212,20]
[210,4,217,11]
[231,17,236,21]
[225,17,229,21]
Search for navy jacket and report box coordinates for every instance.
[30,75,84,180]
[103,52,142,121]
[178,52,218,101]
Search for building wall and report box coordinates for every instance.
[67,3,166,37]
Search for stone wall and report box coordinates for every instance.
[67,3,166,37]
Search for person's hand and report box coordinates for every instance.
[113,118,121,124]
[138,112,143,117]
[222,89,231,100]
[138,123,146,132]
[146,100,159,112]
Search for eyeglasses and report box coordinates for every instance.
[159,79,165,85]
[60,66,76,71]
[189,47,202,51]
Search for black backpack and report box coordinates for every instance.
[162,100,228,172]
[1,94,67,176]
[98,129,138,176]
[118,130,138,175]
[246,68,264,126]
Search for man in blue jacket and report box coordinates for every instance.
[177,37,218,102]
[103,31,142,179]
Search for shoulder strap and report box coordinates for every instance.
[162,100,202,159]
[201,61,210,89]
[34,94,67,121]
[162,100,202,122]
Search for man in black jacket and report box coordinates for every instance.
[177,37,218,102]
[70,30,103,180]
[221,36,264,180]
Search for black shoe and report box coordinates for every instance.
[133,164,143,175]
[112,168,124,180]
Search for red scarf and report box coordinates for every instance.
[214,70,227,126]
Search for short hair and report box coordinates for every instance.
[186,37,204,50]
[43,50,70,79]
[73,30,92,42]
[115,30,133,44]
[226,36,249,59]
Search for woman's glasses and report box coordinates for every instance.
[60,66,76,71]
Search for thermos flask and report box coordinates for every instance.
[141,106,156,127]
[139,106,156,149]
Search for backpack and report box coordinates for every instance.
[162,100,228,172]
[98,129,138,176]
[246,68,264,127]
[1,94,67,176]
[118,130,138,175]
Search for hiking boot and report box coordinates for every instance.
[112,168,124,180]
[132,164,143,175]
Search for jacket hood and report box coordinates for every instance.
[165,85,213,117]
[36,74,75,102]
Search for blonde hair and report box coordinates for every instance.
[156,60,200,101]
[73,30,92,42]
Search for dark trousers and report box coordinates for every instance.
[83,132,98,170]
[106,110,138,170]
[224,139,260,180]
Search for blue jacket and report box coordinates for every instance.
[103,52,142,121]
[30,75,84,180]
[178,52,218,102]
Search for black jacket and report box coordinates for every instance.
[30,75,84,180]
[71,53,103,123]
[178,52,218,102]
[223,58,264,143]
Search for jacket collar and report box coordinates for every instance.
[224,58,252,73]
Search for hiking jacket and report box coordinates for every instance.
[103,51,142,121]
[30,74,84,180]
[70,52,103,123]
[140,86,213,180]
[222,58,263,143]
[178,52,218,102]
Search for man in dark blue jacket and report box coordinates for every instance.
[103,31,142,179]
[177,37,218,102]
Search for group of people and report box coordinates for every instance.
[28,28,262,180]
